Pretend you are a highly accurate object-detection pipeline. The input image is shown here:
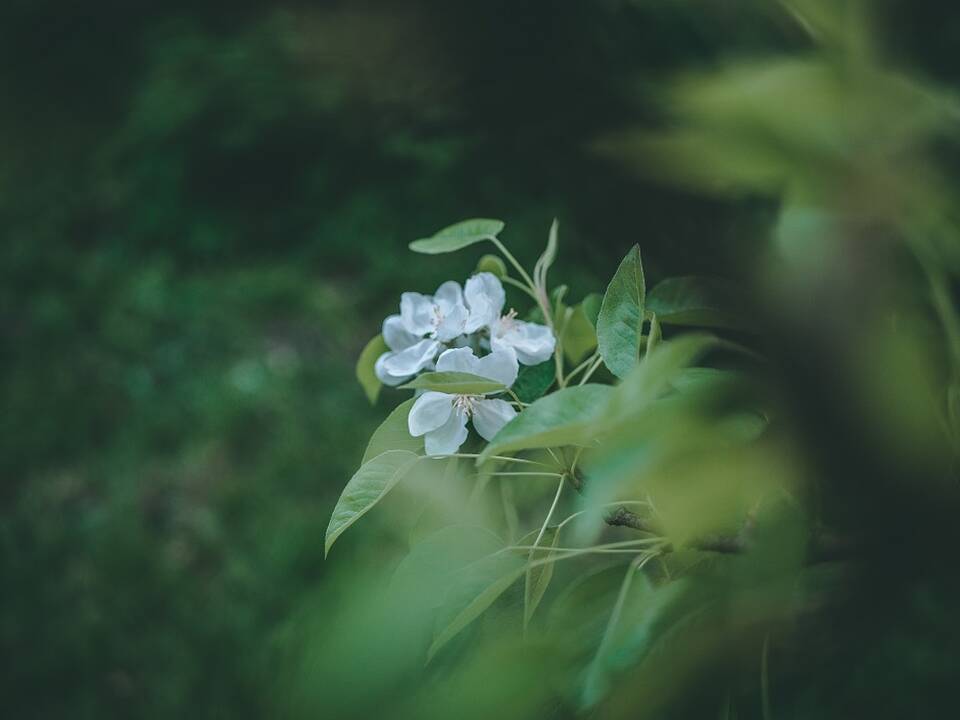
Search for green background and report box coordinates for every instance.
[2,2,959,717]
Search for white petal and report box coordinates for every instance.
[492,320,556,365]
[435,302,469,342]
[382,314,419,352]
[400,292,436,336]
[475,348,519,388]
[464,272,506,333]
[381,339,442,381]
[424,407,469,455]
[433,281,465,310]
[408,391,454,436]
[374,351,401,385]
[435,346,482,375]
[430,282,467,341]
[471,398,517,442]
[436,346,518,388]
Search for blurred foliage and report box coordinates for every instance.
[3,0,960,718]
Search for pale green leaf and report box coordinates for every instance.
[389,525,505,601]
[582,292,603,328]
[597,245,646,378]
[562,302,599,364]
[479,384,614,463]
[325,450,421,556]
[524,525,562,627]
[645,312,661,356]
[362,398,423,465]
[546,564,633,656]
[669,367,746,394]
[551,284,569,327]
[534,218,559,283]
[544,219,559,270]
[356,334,387,404]
[646,276,749,330]
[428,551,526,661]
[609,335,717,419]
[387,526,506,645]
[400,371,506,395]
[581,574,683,709]
[409,218,505,254]
[475,254,508,279]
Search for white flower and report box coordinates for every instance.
[374,280,470,386]
[408,347,519,455]
[400,281,469,342]
[374,315,442,386]
[464,272,556,365]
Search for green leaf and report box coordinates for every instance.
[645,311,661,356]
[362,398,423,464]
[551,284,569,326]
[646,276,749,330]
[581,575,691,709]
[387,525,506,646]
[582,293,603,328]
[512,361,555,403]
[409,218,505,254]
[544,219,559,269]
[479,384,614,463]
[524,525,562,627]
[609,335,717,418]
[581,564,657,708]
[325,450,421,556]
[562,302,599,364]
[356,334,387,404]
[547,564,635,658]
[535,219,559,282]
[428,550,526,661]
[400,371,506,395]
[597,245,646,378]
[476,254,508,279]
[669,367,746,394]
[530,285,569,326]
[389,525,505,601]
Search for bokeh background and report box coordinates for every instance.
[3,1,960,717]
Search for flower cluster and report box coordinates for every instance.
[409,346,520,455]
[374,272,556,454]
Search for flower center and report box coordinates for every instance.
[431,304,445,331]
[498,308,518,332]
[453,394,479,416]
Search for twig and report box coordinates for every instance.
[578,356,604,385]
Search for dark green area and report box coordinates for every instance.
[2,1,959,718]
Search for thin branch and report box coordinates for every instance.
[506,538,663,554]
[524,474,566,635]
[563,351,599,386]
[578,355,604,385]
[500,481,519,543]
[604,505,856,560]
[604,506,659,534]
[431,453,552,468]
[511,545,661,554]
[505,388,529,407]
[490,237,537,294]
[501,274,540,301]
[488,471,565,478]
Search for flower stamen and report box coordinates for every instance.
[430,304,447,336]
[499,308,518,330]
[453,394,479,417]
